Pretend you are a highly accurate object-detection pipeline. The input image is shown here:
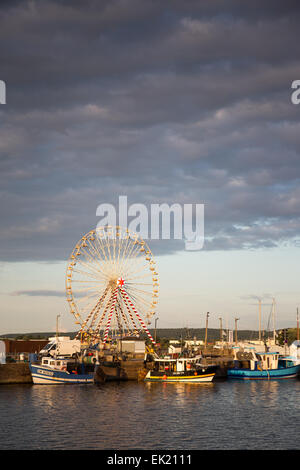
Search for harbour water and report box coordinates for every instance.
[0,378,299,450]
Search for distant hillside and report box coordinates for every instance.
[147,328,261,342]
[0,332,76,340]
[0,328,261,342]
[1,327,296,344]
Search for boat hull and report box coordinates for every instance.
[145,373,215,383]
[145,366,217,383]
[29,363,94,384]
[227,364,300,380]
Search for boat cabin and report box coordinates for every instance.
[249,352,293,371]
[153,357,201,373]
[41,357,70,371]
[250,352,279,371]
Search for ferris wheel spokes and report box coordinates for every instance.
[66,226,159,343]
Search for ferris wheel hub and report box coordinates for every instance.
[108,278,118,289]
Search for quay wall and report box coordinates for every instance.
[0,363,32,384]
[201,356,235,378]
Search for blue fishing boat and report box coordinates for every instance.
[227,351,300,380]
[29,356,94,384]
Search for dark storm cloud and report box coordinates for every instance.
[10,289,86,297]
[0,0,300,261]
[11,289,65,297]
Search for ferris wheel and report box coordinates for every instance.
[65,226,159,344]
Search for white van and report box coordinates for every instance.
[39,336,81,358]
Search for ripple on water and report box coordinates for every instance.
[0,379,299,449]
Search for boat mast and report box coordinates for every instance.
[297,307,299,341]
[235,317,239,345]
[272,298,276,344]
[56,314,60,359]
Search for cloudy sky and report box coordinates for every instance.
[1,0,300,334]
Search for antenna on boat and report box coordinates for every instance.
[297,307,299,342]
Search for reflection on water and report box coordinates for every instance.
[0,379,299,449]
[145,381,216,406]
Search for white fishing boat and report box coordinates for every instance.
[29,356,94,384]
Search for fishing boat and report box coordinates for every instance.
[227,350,300,380]
[145,356,217,383]
[29,356,95,384]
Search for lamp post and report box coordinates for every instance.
[258,299,262,343]
[56,314,60,339]
[219,317,223,344]
[204,312,209,351]
[154,317,159,344]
